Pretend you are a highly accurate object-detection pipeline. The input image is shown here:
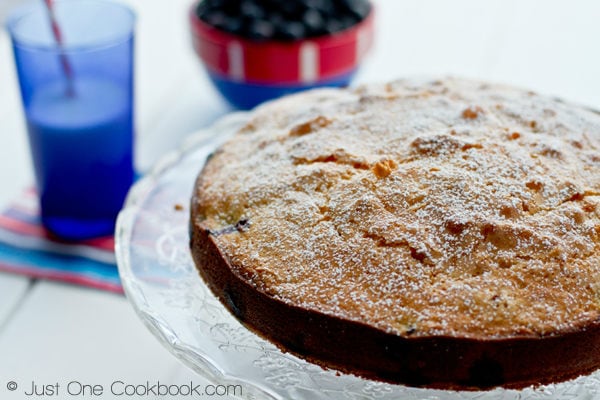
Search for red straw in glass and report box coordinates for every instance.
[43,0,75,96]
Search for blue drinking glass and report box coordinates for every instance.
[6,0,136,240]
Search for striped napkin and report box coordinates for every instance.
[0,189,122,293]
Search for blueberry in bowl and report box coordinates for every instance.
[190,0,374,109]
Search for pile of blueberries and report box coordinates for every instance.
[196,0,371,41]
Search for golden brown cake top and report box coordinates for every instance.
[193,77,600,339]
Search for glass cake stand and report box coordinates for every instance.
[115,112,600,400]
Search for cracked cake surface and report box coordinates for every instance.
[190,77,600,388]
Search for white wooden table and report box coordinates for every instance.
[0,1,599,399]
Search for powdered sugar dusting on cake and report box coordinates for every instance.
[192,78,600,339]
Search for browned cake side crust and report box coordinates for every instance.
[190,78,600,389]
[191,225,600,389]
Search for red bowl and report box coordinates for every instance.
[189,2,374,108]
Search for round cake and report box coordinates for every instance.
[189,77,600,389]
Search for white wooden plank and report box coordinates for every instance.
[125,0,196,139]
[119,0,224,170]
[0,281,189,400]
[489,0,600,108]
[0,0,26,23]
[0,32,34,210]
[357,0,518,84]
[137,71,230,171]
[123,0,231,171]
[0,274,30,329]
